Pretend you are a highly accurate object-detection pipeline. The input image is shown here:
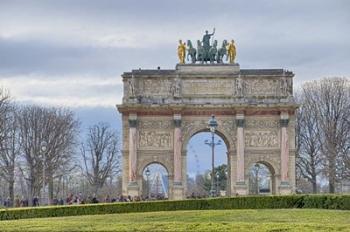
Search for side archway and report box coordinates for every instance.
[141,162,169,200]
[247,161,276,195]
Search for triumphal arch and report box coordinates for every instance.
[117,32,297,199]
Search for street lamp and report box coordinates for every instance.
[40,141,48,205]
[145,167,151,199]
[204,115,221,197]
[216,172,220,197]
[254,163,260,195]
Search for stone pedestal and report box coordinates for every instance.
[127,182,139,197]
[235,182,248,195]
[279,182,292,195]
[172,184,184,200]
[176,63,240,74]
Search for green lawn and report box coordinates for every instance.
[0,209,349,231]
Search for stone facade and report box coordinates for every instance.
[117,63,297,199]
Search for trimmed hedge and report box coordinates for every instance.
[0,194,349,221]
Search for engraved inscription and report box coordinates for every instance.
[182,79,233,95]
[245,130,279,148]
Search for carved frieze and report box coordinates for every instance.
[245,130,279,148]
[245,79,279,96]
[139,79,172,96]
[139,120,172,130]
[245,119,280,129]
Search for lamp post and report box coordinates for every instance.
[205,115,221,197]
[216,172,220,197]
[40,141,47,205]
[254,163,260,195]
[145,167,151,199]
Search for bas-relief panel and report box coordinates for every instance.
[244,79,279,96]
[245,118,280,148]
[139,79,172,96]
[245,130,278,148]
[138,118,173,150]
[139,131,172,150]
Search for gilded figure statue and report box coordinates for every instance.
[227,39,236,63]
[177,40,186,64]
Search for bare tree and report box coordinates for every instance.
[295,91,323,193]
[17,105,79,205]
[301,78,350,193]
[0,88,18,206]
[81,123,120,196]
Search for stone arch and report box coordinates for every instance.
[182,128,232,152]
[138,158,172,179]
[141,161,170,176]
[140,161,170,199]
[181,124,232,197]
[246,159,277,194]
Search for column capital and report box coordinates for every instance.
[236,113,245,128]
[173,114,182,128]
[128,114,138,128]
[128,119,138,128]
[236,119,245,127]
[280,119,289,127]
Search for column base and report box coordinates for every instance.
[172,182,184,200]
[127,182,139,197]
[279,181,292,195]
[235,182,248,195]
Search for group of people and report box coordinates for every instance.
[1,193,168,208]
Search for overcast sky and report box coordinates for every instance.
[1,0,349,174]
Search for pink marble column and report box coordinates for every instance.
[280,115,289,183]
[236,115,245,183]
[128,116,138,183]
[173,115,182,184]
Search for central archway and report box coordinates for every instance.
[184,129,230,198]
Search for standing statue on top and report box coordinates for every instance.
[202,28,215,51]
[177,40,186,64]
[177,29,237,64]
[227,40,236,64]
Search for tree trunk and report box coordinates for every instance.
[48,177,54,205]
[329,152,336,193]
[8,179,14,207]
[311,177,317,193]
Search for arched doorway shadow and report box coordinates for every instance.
[184,129,230,198]
[141,162,169,200]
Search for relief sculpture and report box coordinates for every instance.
[245,79,278,96]
[245,130,278,148]
[139,131,172,149]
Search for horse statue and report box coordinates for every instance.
[208,40,218,63]
[216,40,228,63]
[196,40,205,64]
[186,40,197,63]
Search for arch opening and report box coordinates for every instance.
[142,162,169,200]
[186,131,229,198]
[248,162,275,195]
